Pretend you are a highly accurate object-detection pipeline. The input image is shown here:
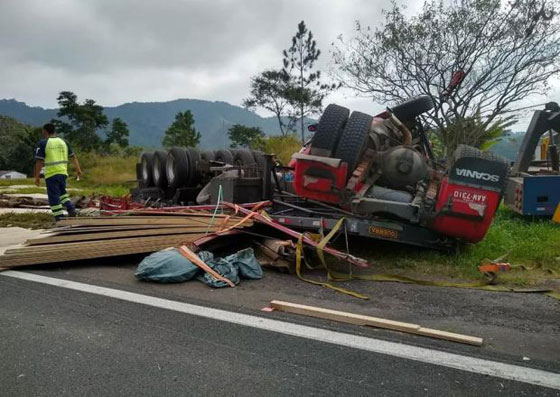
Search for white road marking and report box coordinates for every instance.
[2,270,560,390]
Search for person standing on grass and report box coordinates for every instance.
[34,123,82,221]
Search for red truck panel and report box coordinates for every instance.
[293,157,348,204]
[431,177,501,243]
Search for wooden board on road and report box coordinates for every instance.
[269,300,483,346]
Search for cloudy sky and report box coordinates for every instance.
[0,0,422,113]
[0,0,556,127]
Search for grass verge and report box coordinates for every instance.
[342,207,560,288]
[0,213,54,229]
[0,152,136,199]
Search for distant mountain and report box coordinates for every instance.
[0,98,292,149]
[488,131,525,162]
[0,99,58,127]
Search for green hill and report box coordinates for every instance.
[0,98,291,149]
[488,131,525,162]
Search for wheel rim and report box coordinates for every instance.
[166,155,175,183]
[142,159,149,180]
[153,157,160,182]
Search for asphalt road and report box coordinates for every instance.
[1,269,559,396]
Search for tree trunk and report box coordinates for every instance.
[300,49,305,143]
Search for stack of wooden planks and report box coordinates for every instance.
[0,212,253,270]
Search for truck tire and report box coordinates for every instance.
[200,150,215,162]
[391,96,434,122]
[310,104,350,157]
[139,152,154,187]
[334,111,373,176]
[152,150,168,189]
[185,148,201,186]
[215,149,234,164]
[233,149,256,167]
[251,150,266,174]
[166,147,189,188]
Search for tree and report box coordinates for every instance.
[333,0,560,154]
[262,134,302,164]
[243,69,296,136]
[228,124,265,149]
[0,116,42,175]
[441,112,516,155]
[53,91,108,152]
[105,117,129,147]
[283,20,338,142]
[162,110,201,147]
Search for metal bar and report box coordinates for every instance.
[277,190,358,217]
[221,201,369,268]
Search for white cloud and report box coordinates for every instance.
[0,0,557,134]
[0,0,394,108]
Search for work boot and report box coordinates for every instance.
[64,202,77,217]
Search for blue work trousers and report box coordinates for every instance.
[46,174,75,220]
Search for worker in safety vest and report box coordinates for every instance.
[34,123,82,221]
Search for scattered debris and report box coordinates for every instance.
[0,193,49,209]
[254,239,296,273]
[135,246,262,287]
[0,211,253,270]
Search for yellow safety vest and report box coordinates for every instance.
[44,137,69,179]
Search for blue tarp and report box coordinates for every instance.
[135,247,263,287]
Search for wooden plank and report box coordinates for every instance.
[0,244,178,264]
[55,217,240,226]
[55,214,230,224]
[50,219,249,234]
[3,235,204,255]
[0,238,199,268]
[178,245,236,288]
[269,300,483,346]
[47,224,211,234]
[100,211,222,217]
[269,300,420,332]
[0,234,206,262]
[412,327,484,346]
[25,227,224,245]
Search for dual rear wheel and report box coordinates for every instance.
[139,148,268,189]
[308,96,434,180]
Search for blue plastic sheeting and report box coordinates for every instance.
[135,247,263,287]
[196,248,263,288]
[135,248,198,283]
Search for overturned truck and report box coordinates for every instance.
[133,96,509,250]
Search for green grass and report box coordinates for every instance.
[0,213,54,229]
[0,178,35,187]
[345,206,560,287]
[0,187,48,194]
[0,153,137,197]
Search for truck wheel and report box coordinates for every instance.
[140,152,154,187]
[200,150,215,162]
[251,150,266,174]
[185,148,201,186]
[215,149,234,164]
[391,96,434,122]
[152,150,168,189]
[310,104,350,157]
[334,111,373,177]
[166,148,189,188]
[233,149,256,167]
